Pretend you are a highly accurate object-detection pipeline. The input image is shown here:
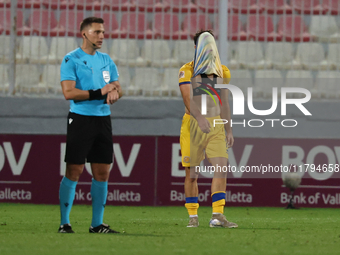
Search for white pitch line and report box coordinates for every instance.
[0,181,32,184]
[171,182,252,187]
[77,182,141,186]
[281,185,340,189]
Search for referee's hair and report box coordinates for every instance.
[193,29,215,45]
[80,17,104,32]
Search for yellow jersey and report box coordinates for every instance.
[178,61,231,86]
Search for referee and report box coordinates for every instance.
[58,17,123,234]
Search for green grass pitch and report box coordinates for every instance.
[0,204,340,255]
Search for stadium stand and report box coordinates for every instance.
[16,36,49,64]
[0,64,9,92]
[246,15,281,41]
[229,69,253,93]
[0,9,26,35]
[0,0,339,99]
[234,41,266,69]
[110,39,140,66]
[75,0,111,11]
[173,40,194,65]
[0,36,11,63]
[15,64,44,93]
[323,0,340,15]
[136,0,170,12]
[115,66,130,90]
[152,13,181,39]
[134,67,164,96]
[309,15,340,42]
[115,13,153,39]
[277,15,311,42]
[229,0,263,13]
[315,71,340,98]
[196,0,219,13]
[265,42,300,69]
[26,10,58,36]
[110,0,136,11]
[327,43,340,69]
[258,0,293,14]
[223,43,237,68]
[180,13,213,39]
[44,37,78,64]
[291,0,325,14]
[285,70,316,98]
[58,10,86,37]
[214,15,247,41]
[41,64,61,94]
[254,70,284,98]
[295,43,328,70]
[139,40,178,67]
[285,70,314,89]
[8,0,42,8]
[126,71,142,96]
[163,67,181,96]
[41,0,76,10]
[163,0,199,13]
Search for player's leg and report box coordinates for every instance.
[59,113,92,233]
[185,166,198,198]
[90,163,110,228]
[210,157,227,215]
[208,157,238,228]
[185,166,199,227]
[205,119,237,228]
[58,164,84,233]
[87,115,118,233]
[180,114,202,227]
[89,165,118,234]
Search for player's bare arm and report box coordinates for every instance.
[61,80,116,101]
[180,83,210,133]
[220,88,234,147]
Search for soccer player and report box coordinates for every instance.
[179,30,238,228]
[58,17,123,234]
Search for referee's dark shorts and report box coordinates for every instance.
[65,112,113,164]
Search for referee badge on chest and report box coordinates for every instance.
[102,71,110,83]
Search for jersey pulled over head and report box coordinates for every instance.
[193,32,223,78]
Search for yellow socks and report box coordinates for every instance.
[212,191,226,214]
[185,192,226,216]
[185,197,199,217]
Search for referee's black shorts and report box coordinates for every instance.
[65,112,113,164]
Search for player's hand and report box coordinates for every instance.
[197,116,211,133]
[101,83,116,95]
[226,131,234,148]
[106,89,119,105]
